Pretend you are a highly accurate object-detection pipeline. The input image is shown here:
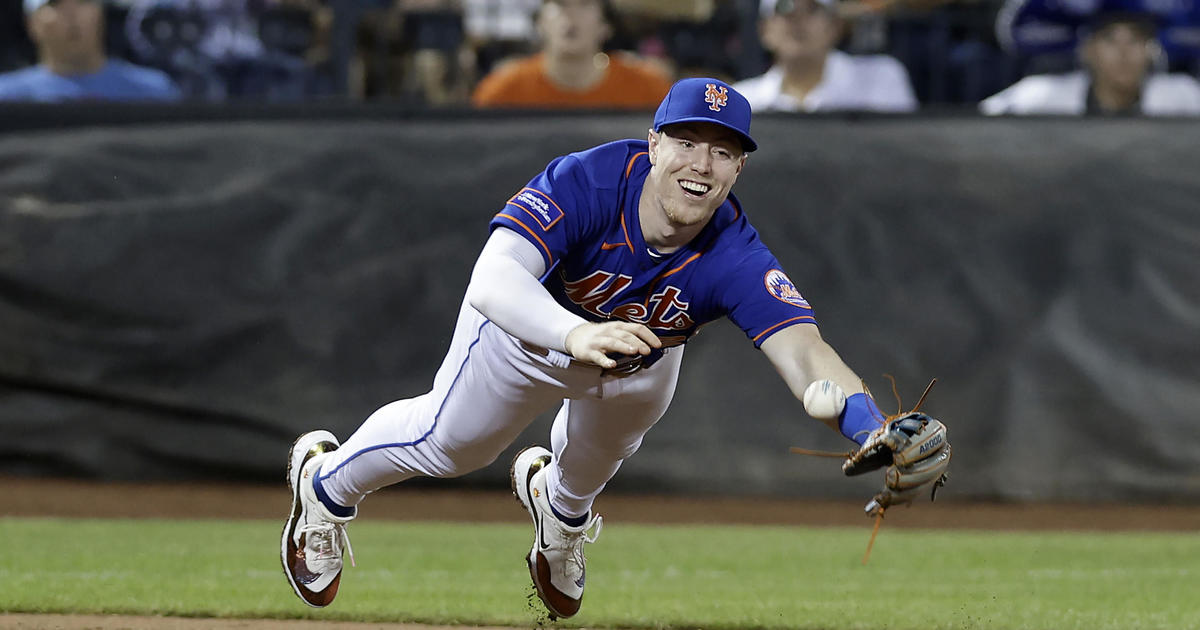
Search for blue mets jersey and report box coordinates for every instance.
[491,139,816,364]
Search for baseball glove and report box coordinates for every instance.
[843,412,951,517]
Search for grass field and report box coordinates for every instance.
[1,517,1197,630]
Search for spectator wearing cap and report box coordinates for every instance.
[0,0,181,102]
[981,3,1200,115]
[471,0,671,108]
[732,0,917,113]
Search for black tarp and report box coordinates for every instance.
[1,110,1197,500]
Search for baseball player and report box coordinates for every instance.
[281,77,951,618]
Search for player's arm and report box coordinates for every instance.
[466,228,660,368]
[759,323,883,444]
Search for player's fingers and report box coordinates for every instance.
[593,337,639,359]
[610,329,652,355]
[608,322,662,348]
[580,349,617,369]
[623,323,663,349]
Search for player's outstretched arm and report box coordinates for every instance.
[760,324,878,438]
[763,324,951,526]
[760,324,862,425]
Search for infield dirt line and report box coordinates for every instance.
[0,614,530,630]
[5,477,1200,531]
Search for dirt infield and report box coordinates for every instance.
[0,615,518,630]
[4,477,1198,630]
[5,477,1200,531]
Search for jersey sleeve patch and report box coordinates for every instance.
[763,269,810,308]
[506,188,564,231]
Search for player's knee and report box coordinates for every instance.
[615,437,644,460]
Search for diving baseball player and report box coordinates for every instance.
[281,78,951,618]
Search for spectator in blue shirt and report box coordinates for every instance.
[0,0,181,102]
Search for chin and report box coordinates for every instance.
[665,201,715,227]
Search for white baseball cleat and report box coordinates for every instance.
[511,445,602,619]
[281,430,356,608]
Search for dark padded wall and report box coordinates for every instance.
[1,113,1196,500]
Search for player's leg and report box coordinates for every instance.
[513,347,684,618]
[547,346,685,518]
[315,301,572,507]
[282,300,572,607]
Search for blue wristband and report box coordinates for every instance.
[839,393,884,446]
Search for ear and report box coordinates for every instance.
[647,128,658,164]
[736,154,748,175]
[598,18,613,45]
[1146,38,1166,74]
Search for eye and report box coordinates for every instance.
[714,148,732,160]
[679,139,694,149]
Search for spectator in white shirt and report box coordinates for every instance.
[461,0,540,74]
[981,13,1200,116]
[732,0,917,113]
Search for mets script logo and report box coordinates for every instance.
[704,83,728,112]
[563,270,695,331]
[764,269,809,308]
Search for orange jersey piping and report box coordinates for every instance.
[625,152,648,179]
[505,187,564,230]
[496,213,554,265]
[752,315,817,343]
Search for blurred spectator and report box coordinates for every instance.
[124,0,324,101]
[614,0,743,81]
[352,0,472,104]
[402,0,471,104]
[733,0,917,113]
[981,0,1200,115]
[0,0,181,101]
[461,0,539,75]
[880,0,1019,106]
[471,0,672,109]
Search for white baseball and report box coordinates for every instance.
[803,379,847,420]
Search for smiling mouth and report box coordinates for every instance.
[678,180,711,198]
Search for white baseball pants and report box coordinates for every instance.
[314,299,683,518]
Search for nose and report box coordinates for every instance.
[690,147,712,175]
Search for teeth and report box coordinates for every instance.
[679,181,710,195]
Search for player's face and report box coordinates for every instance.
[538,0,611,59]
[27,0,105,64]
[646,122,747,228]
[1083,22,1154,93]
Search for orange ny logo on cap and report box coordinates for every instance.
[704,83,728,112]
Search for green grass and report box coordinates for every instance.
[1,517,1197,629]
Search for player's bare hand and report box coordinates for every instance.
[564,321,662,368]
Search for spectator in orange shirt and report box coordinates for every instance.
[471,0,671,108]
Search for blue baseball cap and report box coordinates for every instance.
[653,78,757,153]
